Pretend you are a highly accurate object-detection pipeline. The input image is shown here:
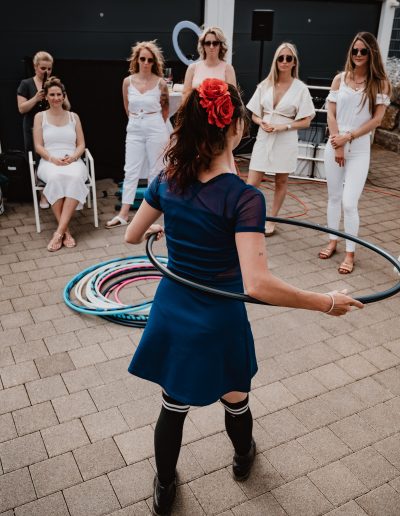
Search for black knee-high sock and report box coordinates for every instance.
[154,392,189,486]
[220,395,253,456]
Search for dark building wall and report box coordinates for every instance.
[1,1,203,178]
[233,0,382,103]
[1,0,382,179]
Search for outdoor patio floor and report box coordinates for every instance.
[0,144,399,515]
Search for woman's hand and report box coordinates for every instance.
[144,224,164,241]
[334,147,345,167]
[49,156,66,166]
[61,155,77,165]
[324,289,364,316]
[330,133,350,149]
[34,89,45,103]
[261,122,286,133]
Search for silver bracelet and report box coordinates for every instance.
[324,292,335,314]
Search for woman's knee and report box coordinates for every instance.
[222,391,248,404]
[275,174,289,187]
[342,199,358,216]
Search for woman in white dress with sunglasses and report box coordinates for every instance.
[247,43,315,236]
[319,32,390,274]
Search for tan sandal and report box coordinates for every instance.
[338,261,354,274]
[47,232,64,252]
[319,247,336,259]
[63,232,76,248]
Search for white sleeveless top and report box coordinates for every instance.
[192,60,227,88]
[326,72,390,133]
[41,111,77,157]
[128,77,162,114]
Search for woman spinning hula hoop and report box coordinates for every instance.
[124,78,363,516]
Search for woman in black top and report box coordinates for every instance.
[17,51,70,208]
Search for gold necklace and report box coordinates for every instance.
[351,74,366,90]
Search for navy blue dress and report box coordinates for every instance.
[128,172,266,406]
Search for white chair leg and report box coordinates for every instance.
[33,191,41,233]
[92,184,99,228]
[29,151,42,233]
[87,183,92,209]
[85,149,98,228]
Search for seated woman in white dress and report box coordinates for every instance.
[246,43,315,236]
[33,76,88,252]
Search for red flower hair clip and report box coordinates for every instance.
[197,78,234,128]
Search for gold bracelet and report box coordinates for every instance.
[324,292,335,314]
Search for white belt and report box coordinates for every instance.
[129,110,159,119]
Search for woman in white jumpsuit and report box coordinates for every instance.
[319,32,391,274]
[246,42,315,236]
[106,41,169,228]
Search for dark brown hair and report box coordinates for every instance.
[344,32,391,114]
[164,83,247,191]
[44,76,66,95]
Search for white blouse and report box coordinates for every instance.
[247,78,315,124]
[326,72,391,133]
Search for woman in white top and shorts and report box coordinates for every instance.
[182,26,236,101]
[106,41,169,228]
[246,43,315,236]
[319,32,391,274]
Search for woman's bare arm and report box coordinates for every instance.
[125,200,163,244]
[236,232,363,316]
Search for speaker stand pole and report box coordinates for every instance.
[258,40,265,83]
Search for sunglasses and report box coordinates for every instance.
[139,56,154,63]
[351,47,369,56]
[203,41,221,47]
[277,54,294,63]
[39,66,52,71]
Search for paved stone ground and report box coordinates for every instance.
[0,144,399,515]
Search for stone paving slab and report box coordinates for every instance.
[0,145,399,514]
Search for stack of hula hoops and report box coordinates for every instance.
[63,256,167,327]
[64,220,400,328]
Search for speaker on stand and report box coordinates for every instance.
[234,10,274,158]
[251,9,274,83]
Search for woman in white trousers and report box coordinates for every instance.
[320,32,390,273]
[106,41,169,228]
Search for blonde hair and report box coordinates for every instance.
[33,51,53,66]
[344,32,391,114]
[128,40,164,77]
[263,42,299,87]
[198,26,228,61]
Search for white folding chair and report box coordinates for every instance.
[29,149,99,233]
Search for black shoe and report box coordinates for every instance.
[232,438,256,481]
[152,475,176,516]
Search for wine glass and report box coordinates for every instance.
[164,67,173,90]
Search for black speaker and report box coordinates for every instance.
[251,10,274,41]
